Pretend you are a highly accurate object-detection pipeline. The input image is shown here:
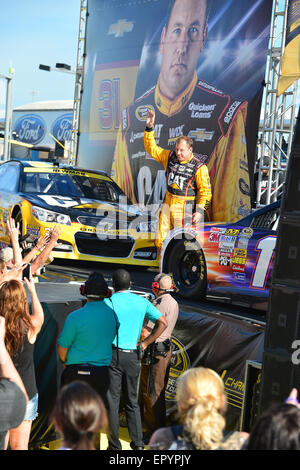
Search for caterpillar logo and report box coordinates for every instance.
[165,337,191,402]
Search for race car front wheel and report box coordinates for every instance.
[165,238,207,300]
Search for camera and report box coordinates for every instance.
[140,345,153,365]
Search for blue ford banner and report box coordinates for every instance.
[51,113,73,142]
[14,113,46,145]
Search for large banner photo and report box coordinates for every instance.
[78,0,273,222]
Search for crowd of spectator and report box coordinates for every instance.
[0,219,60,449]
[1,217,300,451]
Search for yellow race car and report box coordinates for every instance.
[0,160,159,267]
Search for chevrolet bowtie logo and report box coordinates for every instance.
[108,19,134,38]
[168,136,183,145]
[189,129,214,142]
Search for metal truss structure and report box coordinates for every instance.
[0,71,14,162]
[69,0,88,165]
[256,0,298,208]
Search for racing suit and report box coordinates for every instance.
[111,73,250,222]
[144,129,212,250]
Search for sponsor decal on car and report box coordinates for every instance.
[219,255,230,266]
[208,227,226,243]
[232,264,245,273]
[26,224,41,237]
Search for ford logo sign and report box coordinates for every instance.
[14,114,46,145]
[51,113,73,142]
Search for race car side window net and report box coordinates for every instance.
[250,208,280,231]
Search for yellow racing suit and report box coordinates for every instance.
[144,129,212,250]
[112,73,250,222]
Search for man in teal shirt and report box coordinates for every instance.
[106,268,167,451]
[57,272,117,408]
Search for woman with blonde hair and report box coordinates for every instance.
[0,277,44,450]
[148,367,247,450]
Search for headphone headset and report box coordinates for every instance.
[80,281,112,298]
[152,273,174,293]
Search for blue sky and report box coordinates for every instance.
[0,0,81,115]
[0,0,296,120]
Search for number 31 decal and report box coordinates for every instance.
[250,236,276,289]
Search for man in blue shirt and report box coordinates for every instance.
[106,268,167,450]
[57,272,117,409]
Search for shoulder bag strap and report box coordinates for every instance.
[109,298,120,365]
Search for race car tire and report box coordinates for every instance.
[165,238,207,300]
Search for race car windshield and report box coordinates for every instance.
[22,171,129,203]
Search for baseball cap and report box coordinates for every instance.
[0,247,14,264]
[0,378,26,432]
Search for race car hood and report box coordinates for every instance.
[22,193,149,223]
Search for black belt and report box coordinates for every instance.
[66,363,107,368]
[65,363,107,376]
[113,346,136,353]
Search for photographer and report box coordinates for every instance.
[140,273,179,444]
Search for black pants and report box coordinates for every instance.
[107,348,144,450]
[61,363,110,410]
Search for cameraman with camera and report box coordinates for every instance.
[140,273,179,444]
